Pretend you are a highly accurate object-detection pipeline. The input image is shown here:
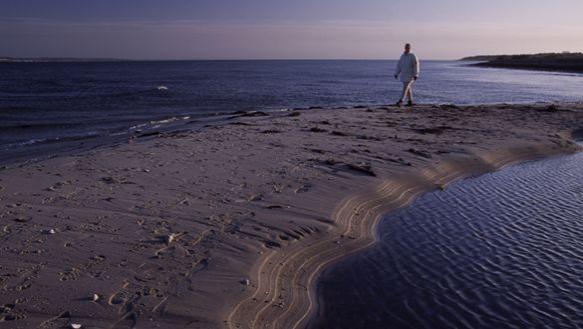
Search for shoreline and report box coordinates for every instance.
[3,103,581,169]
[229,142,582,329]
[1,103,582,328]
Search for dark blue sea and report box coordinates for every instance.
[1,60,582,162]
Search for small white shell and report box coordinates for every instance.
[42,228,57,235]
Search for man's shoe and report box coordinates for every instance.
[405,101,415,107]
[395,101,403,107]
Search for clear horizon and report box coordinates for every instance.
[1,0,582,60]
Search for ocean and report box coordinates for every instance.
[1,60,582,163]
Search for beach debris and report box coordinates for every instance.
[229,122,252,126]
[70,324,82,329]
[240,278,251,286]
[356,134,382,141]
[264,241,282,249]
[161,232,186,245]
[234,110,269,117]
[14,216,31,223]
[0,304,17,321]
[264,205,286,210]
[287,111,301,117]
[272,183,285,193]
[544,104,559,112]
[248,194,263,202]
[100,177,116,184]
[137,131,162,138]
[440,104,460,110]
[262,129,281,134]
[42,228,57,235]
[157,86,168,91]
[307,148,326,154]
[91,294,100,302]
[346,162,376,177]
[331,130,349,137]
[413,126,451,135]
[294,184,311,194]
[323,158,338,166]
[165,233,179,244]
[309,127,327,133]
[45,181,70,191]
[407,148,433,159]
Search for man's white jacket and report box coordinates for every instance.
[395,53,420,82]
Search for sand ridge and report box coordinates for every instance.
[1,103,582,328]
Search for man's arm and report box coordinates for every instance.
[412,54,420,79]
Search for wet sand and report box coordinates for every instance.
[1,103,582,329]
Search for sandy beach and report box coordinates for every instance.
[1,103,582,329]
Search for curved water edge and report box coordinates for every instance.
[226,134,581,329]
[312,145,583,328]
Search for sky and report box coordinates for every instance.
[1,0,582,60]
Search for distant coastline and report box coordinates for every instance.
[460,52,583,73]
[0,57,131,63]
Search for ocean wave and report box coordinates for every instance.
[0,121,87,130]
[0,85,173,100]
[1,131,101,150]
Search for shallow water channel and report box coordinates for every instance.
[313,152,583,329]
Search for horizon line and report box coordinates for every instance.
[0,57,473,62]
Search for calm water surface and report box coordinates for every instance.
[314,152,583,329]
[1,60,583,162]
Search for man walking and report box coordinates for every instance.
[394,43,420,107]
